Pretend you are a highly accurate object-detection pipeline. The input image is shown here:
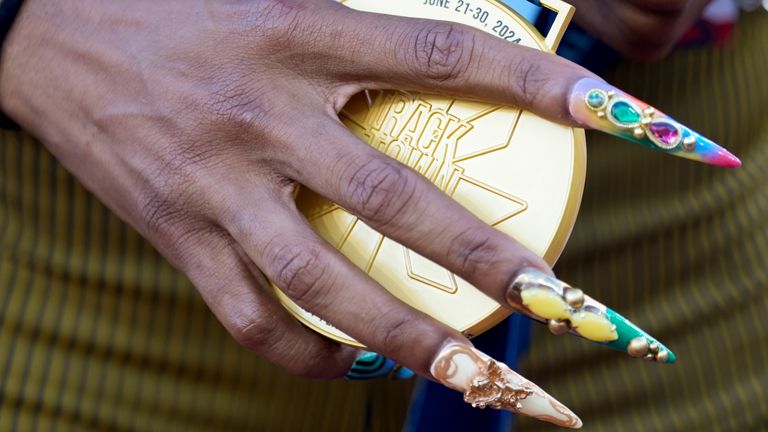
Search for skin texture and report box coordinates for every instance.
[0,0,704,389]
[570,0,713,61]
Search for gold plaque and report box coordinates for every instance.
[273,0,586,347]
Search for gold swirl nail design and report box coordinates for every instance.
[430,342,582,429]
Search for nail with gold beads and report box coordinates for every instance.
[507,268,677,363]
[649,342,660,354]
[627,337,650,358]
[564,287,585,309]
[548,319,571,336]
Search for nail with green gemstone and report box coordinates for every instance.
[570,77,741,168]
[507,268,676,363]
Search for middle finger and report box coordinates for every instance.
[290,115,676,362]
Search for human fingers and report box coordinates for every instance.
[285,114,676,362]
[172,225,360,379]
[214,181,581,427]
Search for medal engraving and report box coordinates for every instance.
[362,93,469,195]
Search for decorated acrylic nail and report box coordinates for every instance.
[431,342,582,429]
[507,268,676,364]
[345,351,414,380]
[570,78,741,168]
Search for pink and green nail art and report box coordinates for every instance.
[571,78,741,168]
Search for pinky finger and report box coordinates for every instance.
[177,228,358,379]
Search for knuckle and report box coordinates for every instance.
[268,242,329,305]
[345,159,416,227]
[231,315,342,380]
[140,191,220,268]
[410,23,475,82]
[241,0,306,46]
[377,315,413,357]
[133,152,229,268]
[140,192,185,238]
[207,83,276,134]
[446,227,500,278]
[232,318,276,352]
[138,187,204,251]
[509,60,545,107]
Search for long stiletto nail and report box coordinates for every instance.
[507,268,677,364]
[570,78,741,168]
[345,351,414,380]
[431,342,582,429]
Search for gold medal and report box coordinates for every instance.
[273,0,585,347]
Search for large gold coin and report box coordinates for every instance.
[273,0,586,347]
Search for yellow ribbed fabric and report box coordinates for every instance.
[0,118,413,430]
[518,11,768,432]
[2,10,767,432]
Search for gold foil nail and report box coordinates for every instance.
[431,342,582,429]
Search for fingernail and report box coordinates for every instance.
[570,78,741,168]
[430,341,582,429]
[345,351,414,380]
[392,364,416,380]
[507,268,676,364]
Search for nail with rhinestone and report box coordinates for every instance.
[570,78,741,167]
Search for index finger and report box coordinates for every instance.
[315,6,740,167]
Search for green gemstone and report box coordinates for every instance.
[586,91,606,109]
[610,101,641,124]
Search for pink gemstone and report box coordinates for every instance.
[650,122,680,145]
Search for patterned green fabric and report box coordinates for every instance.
[1,11,766,432]
[518,12,768,432]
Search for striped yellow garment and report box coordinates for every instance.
[0,92,411,432]
[0,135,414,432]
[1,11,767,432]
[518,11,768,432]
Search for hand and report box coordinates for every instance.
[0,0,728,427]
[570,0,713,61]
